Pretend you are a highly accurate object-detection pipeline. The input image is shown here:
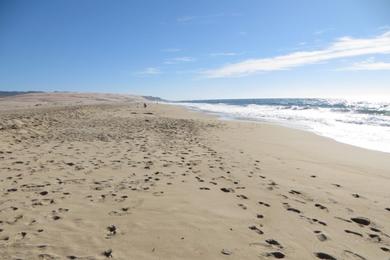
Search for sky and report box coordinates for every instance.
[0,0,390,100]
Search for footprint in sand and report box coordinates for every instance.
[345,229,363,237]
[258,201,270,207]
[380,247,389,252]
[109,208,130,216]
[236,194,248,200]
[106,224,117,238]
[350,217,370,226]
[220,187,234,193]
[287,207,300,213]
[266,251,285,258]
[310,218,327,226]
[343,250,367,260]
[249,225,263,235]
[0,235,10,241]
[315,203,328,210]
[314,252,337,260]
[238,203,247,210]
[102,249,113,258]
[221,249,233,255]
[368,233,381,242]
[289,190,301,195]
[265,239,283,249]
[313,230,328,241]
[282,202,301,214]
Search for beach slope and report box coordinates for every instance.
[0,93,389,259]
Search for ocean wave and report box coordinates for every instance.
[179,98,390,115]
[172,99,390,153]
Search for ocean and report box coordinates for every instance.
[171,98,390,153]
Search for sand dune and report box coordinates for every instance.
[0,93,389,259]
[0,92,144,111]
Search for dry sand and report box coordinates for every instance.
[0,93,389,260]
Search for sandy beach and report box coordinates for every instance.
[0,93,389,260]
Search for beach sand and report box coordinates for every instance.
[0,93,389,260]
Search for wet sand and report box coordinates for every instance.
[0,93,389,259]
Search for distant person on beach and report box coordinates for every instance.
[143,103,147,108]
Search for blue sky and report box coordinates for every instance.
[1,0,390,100]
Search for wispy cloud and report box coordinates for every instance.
[135,67,161,76]
[210,52,240,57]
[341,58,390,71]
[177,16,196,23]
[164,56,196,65]
[378,25,390,32]
[205,31,390,78]
[314,28,334,35]
[162,48,181,52]
[177,13,242,24]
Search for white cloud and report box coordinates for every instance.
[162,48,181,52]
[164,56,196,65]
[205,31,390,78]
[210,52,239,57]
[177,16,196,23]
[314,28,334,35]
[135,67,161,75]
[378,25,390,31]
[342,58,390,71]
[177,13,242,24]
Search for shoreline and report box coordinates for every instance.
[161,103,390,171]
[169,102,390,155]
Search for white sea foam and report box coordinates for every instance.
[172,100,390,153]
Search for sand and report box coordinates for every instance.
[0,93,389,260]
